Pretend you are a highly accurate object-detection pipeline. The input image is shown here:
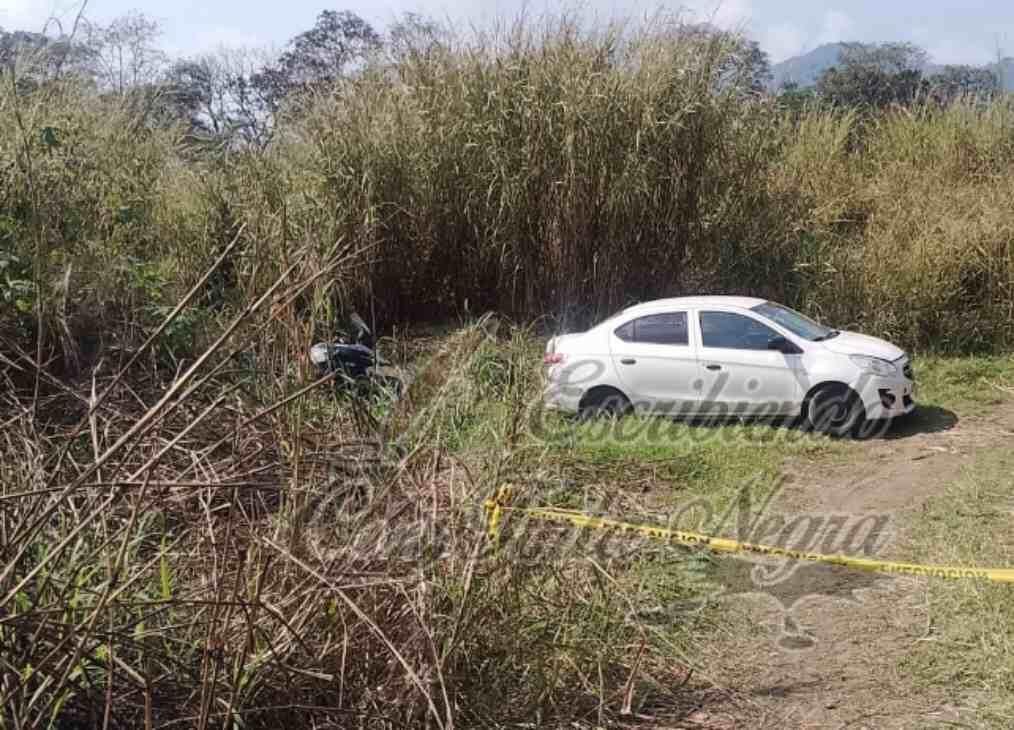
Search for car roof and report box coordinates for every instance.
[621,295,767,313]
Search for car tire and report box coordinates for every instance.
[578,389,632,421]
[806,384,864,438]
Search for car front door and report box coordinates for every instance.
[696,310,804,416]
[610,311,700,415]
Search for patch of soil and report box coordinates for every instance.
[699,401,1014,728]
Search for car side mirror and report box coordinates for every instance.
[768,336,801,355]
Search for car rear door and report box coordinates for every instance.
[609,311,701,415]
[695,309,804,416]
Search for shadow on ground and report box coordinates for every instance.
[881,405,958,440]
[645,406,960,441]
[553,403,960,444]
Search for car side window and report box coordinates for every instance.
[614,312,689,346]
[700,311,779,350]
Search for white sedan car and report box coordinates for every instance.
[543,296,916,437]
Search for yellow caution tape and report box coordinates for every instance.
[483,487,1014,584]
[483,485,513,546]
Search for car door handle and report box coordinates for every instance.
[620,358,636,365]
[705,364,722,371]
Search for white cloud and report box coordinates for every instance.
[684,0,754,30]
[162,24,266,57]
[713,0,753,30]
[815,9,855,45]
[761,22,808,63]
[923,38,994,66]
[904,23,994,65]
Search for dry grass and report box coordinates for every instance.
[0,269,721,727]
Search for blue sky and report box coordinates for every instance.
[3,0,1013,65]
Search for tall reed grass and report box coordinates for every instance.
[4,14,1014,359]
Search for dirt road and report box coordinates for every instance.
[695,401,1014,728]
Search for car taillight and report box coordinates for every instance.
[544,352,566,365]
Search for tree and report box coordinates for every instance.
[0,26,93,81]
[926,65,999,102]
[166,49,275,148]
[815,42,928,109]
[251,10,380,109]
[734,38,773,93]
[166,57,226,134]
[0,27,50,71]
[77,11,167,94]
[385,12,448,63]
[777,81,818,113]
[838,42,928,75]
[680,24,772,94]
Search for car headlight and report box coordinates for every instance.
[849,354,898,377]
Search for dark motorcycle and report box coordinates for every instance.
[309,314,402,395]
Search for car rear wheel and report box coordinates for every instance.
[578,389,632,421]
[806,384,864,438]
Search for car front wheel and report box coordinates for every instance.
[807,384,864,438]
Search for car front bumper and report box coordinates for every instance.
[856,363,917,420]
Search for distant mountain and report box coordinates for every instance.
[770,43,847,89]
[770,43,1014,92]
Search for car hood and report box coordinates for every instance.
[820,330,905,361]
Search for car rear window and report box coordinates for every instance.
[614,312,689,345]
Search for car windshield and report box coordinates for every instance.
[750,301,837,341]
